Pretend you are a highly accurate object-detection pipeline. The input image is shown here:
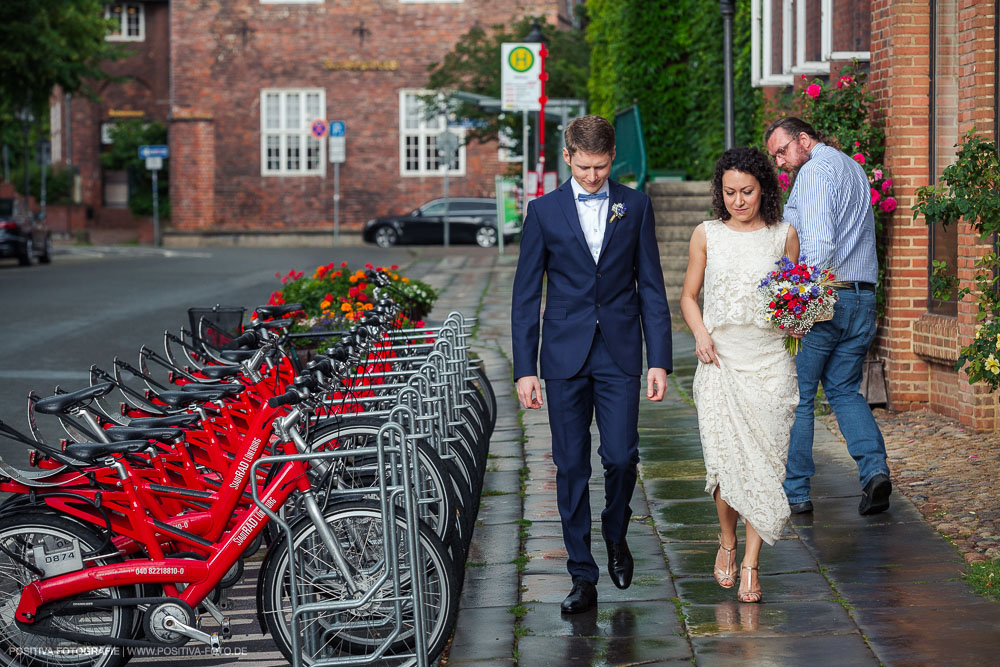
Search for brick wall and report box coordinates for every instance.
[872,0,999,429]
[58,1,171,223]
[169,0,560,232]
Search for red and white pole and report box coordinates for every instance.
[536,43,549,197]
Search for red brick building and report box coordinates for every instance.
[53,0,576,239]
[52,0,170,228]
[753,1,1000,430]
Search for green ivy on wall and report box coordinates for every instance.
[586,0,762,181]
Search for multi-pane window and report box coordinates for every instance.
[399,90,466,177]
[260,89,325,176]
[105,3,145,41]
[928,0,959,316]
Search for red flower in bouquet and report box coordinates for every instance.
[758,256,840,354]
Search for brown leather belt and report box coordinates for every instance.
[830,281,876,292]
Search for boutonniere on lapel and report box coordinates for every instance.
[610,202,627,223]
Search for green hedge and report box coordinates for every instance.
[587,0,762,181]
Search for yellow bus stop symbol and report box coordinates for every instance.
[508,46,534,73]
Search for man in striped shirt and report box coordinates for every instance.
[765,117,892,517]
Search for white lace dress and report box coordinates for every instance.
[692,219,798,545]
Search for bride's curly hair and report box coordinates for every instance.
[711,147,782,225]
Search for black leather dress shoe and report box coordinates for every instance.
[605,539,634,590]
[859,474,892,515]
[561,580,597,614]
[789,500,814,514]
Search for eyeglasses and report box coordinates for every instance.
[769,137,796,161]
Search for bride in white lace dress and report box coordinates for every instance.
[680,147,800,604]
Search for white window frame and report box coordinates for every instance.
[398,0,463,4]
[752,0,794,86]
[260,89,327,177]
[259,0,322,4]
[105,2,145,42]
[752,0,870,87]
[398,90,467,178]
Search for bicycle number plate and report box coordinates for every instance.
[33,536,84,578]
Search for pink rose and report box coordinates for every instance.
[881,179,892,192]
[806,83,822,99]
[853,153,866,164]
[778,172,790,191]
[880,197,897,213]
[873,168,883,180]
[870,187,881,205]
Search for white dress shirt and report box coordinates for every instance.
[570,178,610,264]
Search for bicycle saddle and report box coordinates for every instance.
[64,439,151,462]
[34,382,115,415]
[220,349,255,362]
[179,383,243,397]
[255,303,303,319]
[126,413,201,428]
[198,365,242,380]
[156,388,240,408]
[104,426,185,444]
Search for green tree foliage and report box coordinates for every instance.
[425,16,589,164]
[100,119,169,218]
[0,0,120,114]
[587,0,762,180]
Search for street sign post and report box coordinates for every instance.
[328,121,345,243]
[138,145,168,246]
[437,130,460,248]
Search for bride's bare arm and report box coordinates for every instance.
[680,223,720,367]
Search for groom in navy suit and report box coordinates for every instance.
[511,115,672,614]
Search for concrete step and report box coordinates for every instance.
[647,180,712,196]
[652,209,713,226]
[650,194,714,213]
[655,225,700,244]
[660,256,691,273]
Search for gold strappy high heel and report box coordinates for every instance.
[738,564,761,603]
[713,536,738,589]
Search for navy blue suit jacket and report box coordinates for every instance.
[511,179,672,380]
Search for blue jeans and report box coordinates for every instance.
[784,287,889,503]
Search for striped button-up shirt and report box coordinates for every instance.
[783,143,878,283]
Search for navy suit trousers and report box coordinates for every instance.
[544,326,641,584]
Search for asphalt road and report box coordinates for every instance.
[0,244,415,465]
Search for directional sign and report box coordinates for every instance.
[328,120,345,163]
[501,43,542,111]
[437,130,460,167]
[310,119,327,139]
[138,145,168,159]
[145,157,163,171]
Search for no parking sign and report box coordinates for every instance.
[310,119,328,138]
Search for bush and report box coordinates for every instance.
[265,261,439,336]
[9,163,74,203]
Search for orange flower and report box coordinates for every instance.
[401,277,410,284]
[320,300,331,310]
[340,302,352,312]
[349,276,358,283]
[363,303,374,310]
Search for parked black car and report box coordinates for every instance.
[363,197,517,248]
[0,198,51,266]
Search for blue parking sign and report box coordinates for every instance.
[329,121,345,138]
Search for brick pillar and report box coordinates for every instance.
[954,0,999,429]
[169,113,215,230]
[869,0,932,409]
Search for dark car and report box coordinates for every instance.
[0,198,51,265]
[363,197,517,248]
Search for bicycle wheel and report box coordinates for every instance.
[307,417,458,544]
[0,514,133,667]
[261,501,457,663]
[468,366,497,433]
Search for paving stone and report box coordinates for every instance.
[482,469,522,495]
[465,521,521,565]
[683,600,855,637]
[662,538,817,577]
[521,601,685,639]
[458,563,519,609]
[691,633,876,666]
[447,606,516,662]
[675,572,833,605]
[522,573,677,605]
[836,580,990,608]
[516,634,692,666]
[523,529,666,577]
[477,492,522,525]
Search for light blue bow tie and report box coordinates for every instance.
[577,191,608,202]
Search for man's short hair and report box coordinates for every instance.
[764,116,820,144]
[564,115,616,157]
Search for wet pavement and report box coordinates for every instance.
[436,253,1000,666]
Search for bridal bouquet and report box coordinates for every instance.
[758,256,839,355]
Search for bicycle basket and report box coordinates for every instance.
[188,305,245,351]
